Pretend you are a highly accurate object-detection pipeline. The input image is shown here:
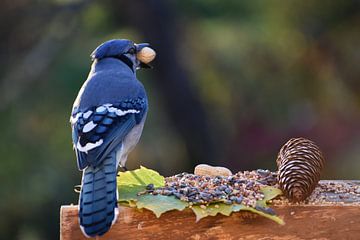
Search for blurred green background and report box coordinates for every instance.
[1,0,359,239]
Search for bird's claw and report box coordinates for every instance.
[120,166,128,171]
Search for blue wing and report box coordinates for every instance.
[71,98,147,170]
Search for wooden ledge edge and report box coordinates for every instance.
[60,204,360,240]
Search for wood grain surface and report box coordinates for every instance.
[60,180,360,240]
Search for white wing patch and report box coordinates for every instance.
[96,106,107,113]
[73,103,142,154]
[83,110,93,119]
[77,139,103,153]
[72,103,140,125]
[70,112,82,124]
[108,107,140,116]
[83,121,97,133]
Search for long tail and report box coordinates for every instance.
[79,152,118,237]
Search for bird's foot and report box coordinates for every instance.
[120,165,128,171]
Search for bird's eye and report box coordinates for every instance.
[127,48,136,54]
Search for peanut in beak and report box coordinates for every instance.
[137,47,156,64]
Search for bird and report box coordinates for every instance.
[70,39,155,237]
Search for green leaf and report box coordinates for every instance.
[117,166,165,187]
[191,203,233,222]
[262,186,282,201]
[192,202,284,225]
[191,186,283,224]
[118,185,145,202]
[117,166,165,203]
[117,166,187,218]
[232,205,285,225]
[137,195,188,218]
[118,200,137,208]
[257,186,283,207]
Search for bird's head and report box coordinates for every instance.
[90,39,156,71]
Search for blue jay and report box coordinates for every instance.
[70,39,155,237]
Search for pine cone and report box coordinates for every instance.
[276,138,325,202]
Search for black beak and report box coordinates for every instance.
[139,62,153,69]
[135,43,154,69]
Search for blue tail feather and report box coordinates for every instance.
[79,152,118,237]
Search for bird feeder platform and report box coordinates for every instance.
[60,180,360,239]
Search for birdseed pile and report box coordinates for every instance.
[138,170,278,208]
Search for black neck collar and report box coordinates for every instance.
[115,55,134,72]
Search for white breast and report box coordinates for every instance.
[116,115,147,168]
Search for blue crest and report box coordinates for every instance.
[91,39,134,60]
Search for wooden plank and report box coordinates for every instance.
[60,205,360,240]
[60,180,360,239]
